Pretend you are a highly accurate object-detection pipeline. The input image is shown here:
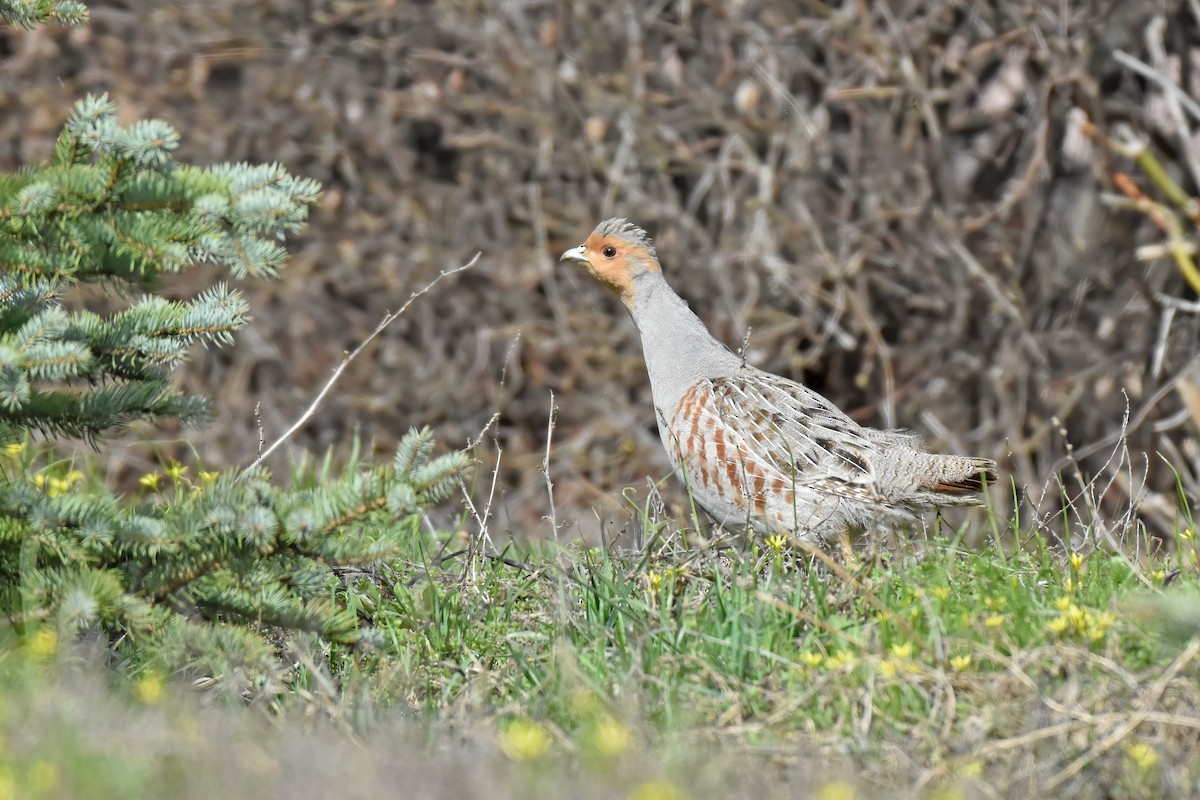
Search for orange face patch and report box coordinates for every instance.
[576,233,658,301]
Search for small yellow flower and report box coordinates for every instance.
[1087,611,1117,642]
[765,534,787,553]
[1054,595,1073,611]
[878,659,897,678]
[47,477,71,497]
[889,642,913,660]
[826,651,856,670]
[1151,569,1166,582]
[931,586,951,600]
[799,651,824,668]
[588,714,631,757]
[1066,605,1087,628]
[1068,551,1085,573]
[1045,616,1070,634]
[27,628,57,659]
[983,614,1006,628]
[984,596,1007,611]
[631,778,685,800]
[1178,529,1195,542]
[910,588,926,599]
[814,781,857,800]
[949,654,972,672]
[164,461,188,481]
[136,673,165,705]
[29,761,59,793]
[1,442,25,456]
[33,473,47,489]
[199,470,219,485]
[499,718,552,761]
[139,471,161,490]
[1126,742,1158,771]
[646,570,663,592]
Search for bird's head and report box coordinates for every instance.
[560,218,660,306]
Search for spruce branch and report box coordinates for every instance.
[0,0,88,29]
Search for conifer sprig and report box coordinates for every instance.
[0,96,318,441]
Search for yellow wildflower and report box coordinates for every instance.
[1045,616,1070,634]
[164,461,188,481]
[646,570,663,592]
[799,651,824,668]
[765,534,787,553]
[889,642,913,659]
[1087,611,1117,642]
[588,714,631,757]
[826,651,856,670]
[136,673,165,705]
[1066,605,1087,629]
[631,779,685,800]
[1068,551,1085,573]
[814,781,857,800]
[1126,742,1158,771]
[499,718,552,761]
[931,586,951,600]
[983,614,1006,628]
[949,654,972,672]
[27,628,56,659]
[1,442,24,457]
[1054,595,1073,611]
[139,471,160,490]
[878,659,897,678]
[199,470,219,485]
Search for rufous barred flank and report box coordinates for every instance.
[560,218,996,549]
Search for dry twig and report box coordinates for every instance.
[243,254,481,473]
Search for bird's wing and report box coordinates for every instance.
[705,371,881,492]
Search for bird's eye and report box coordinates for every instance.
[602,246,617,258]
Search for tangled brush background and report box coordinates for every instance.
[5,0,1199,545]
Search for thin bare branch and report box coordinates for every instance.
[243,253,481,473]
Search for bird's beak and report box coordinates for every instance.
[559,244,588,264]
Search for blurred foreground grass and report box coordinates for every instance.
[4,517,1200,799]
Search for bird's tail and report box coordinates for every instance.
[917,455,997,507]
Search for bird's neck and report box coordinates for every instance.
[627,270,742,416]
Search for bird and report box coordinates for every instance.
[559,217,996,554]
